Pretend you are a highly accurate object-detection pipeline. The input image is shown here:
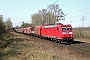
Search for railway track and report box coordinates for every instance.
[66,42,90,59]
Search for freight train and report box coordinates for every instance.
[14,23,74,43]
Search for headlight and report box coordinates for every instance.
[69,32,72,34]
[62,32,66,34]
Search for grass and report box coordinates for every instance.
[73,27,90,43]
[0,37,60,60]
[0,31,72,60]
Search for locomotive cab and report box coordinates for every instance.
[61,25,74,42]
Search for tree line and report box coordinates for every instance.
[0,15,13,38]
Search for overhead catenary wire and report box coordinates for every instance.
[65,7,90,19]
[65,1,90,13]
[53,0,59,4]
[54,1,90,21]
[64,1,90,19]
[67,7,90,14]
[66,12,90,19]
[47,0,90,21]
[51,0,90,23]
[58,1,90,27]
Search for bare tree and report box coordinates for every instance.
[41,9,47,24]
[57,9,65,21]
[47,4,65,23]
[31,13,42,26]
[31,4,65,26]
[31,10,55,26]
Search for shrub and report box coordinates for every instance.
[0,15,7,38]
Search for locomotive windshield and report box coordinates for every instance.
[62,26,72,30]
[62,27,66,30]
[67,27,72,30]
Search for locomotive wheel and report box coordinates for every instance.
[49,38,52,41]
[59,40,63,44]
[41,36,44,39]
[50,38,53,41]
[55,39,59,43]
[52,38,55,42]
[47,37,50,40]
[38,36,41,38]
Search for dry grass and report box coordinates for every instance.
[73,27,90,43]
[0,37,60,60]
[0,30,70,60]
[1,32,89,60]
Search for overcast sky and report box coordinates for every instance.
[0,0,90,27]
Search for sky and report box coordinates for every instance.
[0,0,90,27]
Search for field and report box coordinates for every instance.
[0,31,90,60]
[0,32,71,60]
[73,27,90,43]
[0,33,57,60]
